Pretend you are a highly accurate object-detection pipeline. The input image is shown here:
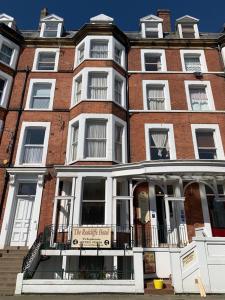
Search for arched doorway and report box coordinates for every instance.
[206,185,225,237]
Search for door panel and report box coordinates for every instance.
[10,196,34,246]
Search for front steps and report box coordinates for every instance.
[145,278,174,294]
[0,247,28,295]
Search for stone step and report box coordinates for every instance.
[144,279,174,295]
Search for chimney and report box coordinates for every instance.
[157,9,171,32]
[40,7,48,21]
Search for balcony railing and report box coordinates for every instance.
[41,224,187,250]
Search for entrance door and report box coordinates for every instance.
[10,183,36,247]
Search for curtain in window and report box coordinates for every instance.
[189,87,208,110]
[115,124,123,161]
[151,131,168,156]
[185,56,201,72]
[88,73,107,99]
[85,122,106,157]
[147,86,165,110]
[75,78,82,103]
[31,83,51,109]
[71,125,79,161]
[90,41,108,58]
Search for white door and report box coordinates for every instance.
[10,182,36,247]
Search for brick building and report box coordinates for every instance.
[0,8,225,295]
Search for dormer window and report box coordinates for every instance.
[0,13,16,29]
[176,15,199,39]
[40,14,64,38]
[140,15,163,39]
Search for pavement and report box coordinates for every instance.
[0,295,225,300]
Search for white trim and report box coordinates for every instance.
[140,16,163,38]
[15,122,51,167]
[71,67,126,108]
[32,48,60,72]
[184,80,215,111]
[191,124,224,160]
[25,78,56,110]
[180,49,208,72]
[74,36,125,68]
[0,34,19,69]
[142,80,171,110]
[145,123,176,160]
[0,69,13,108]
[40,15,63,38]
[141,49,167,72]
[66,113,127,164]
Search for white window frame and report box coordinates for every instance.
[40,22,63,38]
[141,49,167,72]
[180,50,207,72]
[191,124,224,160]
[66,114,127,163]
[25,79,56,110]
[71,67,126,108]
[0,34,19,69]
[177,23,199,39]
[74,36,125,68]
[141,21,163,38]
[142,80,171,110]
[15,122,50,167]
[184,80,215,111]
[32,48,60,72]
[145,124,176,160]
[0,69,12,108]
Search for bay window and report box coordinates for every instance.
[67,114,126,163]
[81,178,105,225]
[85,120,107,158]
[114,77,123,105]
[0,70,13,107]
[0,43,13,65]
[73,76,82,104]
[77,44,84,64]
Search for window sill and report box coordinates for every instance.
[75,58,125,70]
[24,108,53,111]
[70,99,126,110]
[31,69,58,72]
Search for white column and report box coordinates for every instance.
[199,182,212,237]
[73,176,82,225]
[149,182,158,247]
[133,247,144,293]
[105,176,113,225]
[221,47,225,68]
[175,180,189,245]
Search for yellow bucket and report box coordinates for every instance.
[153,279,164,289]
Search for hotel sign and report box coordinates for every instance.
[72,227,111,248]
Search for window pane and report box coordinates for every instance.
[150,130,170,160]
[182,24,195,38]
[114,78,122,104]
[18,183,37,195]
[31,83,51,109]
[189,86,208,111]
[85,121,106,157]
[184,55,201,72]
[0,78,5,102]
[147,85,165,110]
[90,40,108,58]
[25,128,45,144]
[74,76,82,103]
[0,44,13,65]
[114,46,122,64]
[196,131,215,147]
[43,22,58,37]
[78,44,84,63]
[144,54,161,71]
[37,52,56,70]
[83,178,105,200]
[115,124,123,162]
[81,202,105,225]
[71,124,79,161]
[88,73,107,99]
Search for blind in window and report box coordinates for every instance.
[189,86,208,110]
[185,56,201,72]
[88,73,107,99]
[90,41,108,58]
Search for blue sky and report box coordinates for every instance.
[1,0,224,32]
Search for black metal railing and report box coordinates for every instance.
[40,223,188,250]
[22,232,44,279]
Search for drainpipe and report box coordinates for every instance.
[0,66,31,221]
[125,47,131,163]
